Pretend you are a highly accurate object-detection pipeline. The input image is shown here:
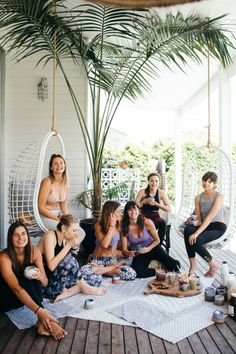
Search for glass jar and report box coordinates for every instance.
[221,261,229,286]
[227,272,236,289]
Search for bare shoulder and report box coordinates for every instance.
[137,188,146,197]
[40,177,51,188]
[0,251,11,266]
[144,218,153,228]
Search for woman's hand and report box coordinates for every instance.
[122,250,135,258]
[67,238,77,249]
[136,247,149,254]
[110,212,117,226]
[188,233,199,245]
[36,307,58,332]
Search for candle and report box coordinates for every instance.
[216,285,227,300]
[211,310,225,324]
[204,287,216,302]
[156,271,166,281]
[84,298,95,310]
[112,275,121,284]
[214,294,225,306]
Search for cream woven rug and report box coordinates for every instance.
[6,276,225,343]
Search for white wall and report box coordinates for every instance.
[2,54,88,246]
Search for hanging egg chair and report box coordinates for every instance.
[8,8,66,237]
[174,145,236,248]
[8,131,65,237]
[174,52,236,249]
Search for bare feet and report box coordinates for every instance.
[78,279,107,296]
[205,260,218,278]
[189,258,197,275]
[49,320,68,340]
[53,286,80,303]
[36,320,50,337]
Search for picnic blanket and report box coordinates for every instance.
[6,276,226,343]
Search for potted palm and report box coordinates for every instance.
[0,1,234,225]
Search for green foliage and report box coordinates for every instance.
[103,140,229,204]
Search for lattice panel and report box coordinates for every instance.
[101,168,140,205]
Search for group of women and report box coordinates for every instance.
[0,153,227,341]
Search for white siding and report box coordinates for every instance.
[3,54,88,246]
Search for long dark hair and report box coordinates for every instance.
[7,221,31,274]
[121,201,144,237]
[144,172,162,195]
[99,201,121,235]
[49,154,69,186]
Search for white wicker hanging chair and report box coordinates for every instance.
[8,131,65,237]
[174,145,236,249]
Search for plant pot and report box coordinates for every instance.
[80,218,96,259]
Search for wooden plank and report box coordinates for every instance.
[123,326,138,354]
[163,341,180,354]
[177,339,194,354]
[135,328,152,354]
[98,322,111,354]
[70,319,88,354]
[216,322,236,353]
[207,324,235,354]
[1,328,25,354]
[149,333,166,354]
[196,328,221,354]
[28,332,48,354]
[84,320,99,354]
[15,327,38,353]
[57,317,78,354]
[111,324,125,354]
[0,316,17,353]
[187,333,206,353]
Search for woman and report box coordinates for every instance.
[38,214,107,302]
[136,172,171,244]
[38,154,69,230]
[121,201,180,278]
[0,221,67,340]
[89,201,136,280]
[184,171,226,277]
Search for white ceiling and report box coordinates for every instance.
[71,0,236,110]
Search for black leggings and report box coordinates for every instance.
[184,222,227,262]
[131,245,180,278]
[0,274,43,312]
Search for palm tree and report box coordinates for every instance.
[0,0,234,216]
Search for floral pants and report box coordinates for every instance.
[88,255,136,280]
[43,255,103,298]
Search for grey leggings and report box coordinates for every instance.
[184,222,227,262]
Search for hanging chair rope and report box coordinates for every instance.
[51,0,57,133]
[207,49,211,148]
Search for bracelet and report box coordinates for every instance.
[34,306,40,314]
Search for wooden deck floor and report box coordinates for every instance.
[1,231,236,354]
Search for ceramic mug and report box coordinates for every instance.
[24,266,39,279]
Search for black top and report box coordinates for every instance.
[141,189,160,211]
[43,231,64,279]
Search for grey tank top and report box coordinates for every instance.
[200,191,224,223]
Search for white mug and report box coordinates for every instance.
[24,266,39,279]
